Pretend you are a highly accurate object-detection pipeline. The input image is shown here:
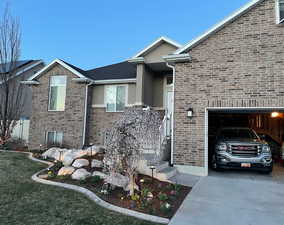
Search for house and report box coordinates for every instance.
[24,37,181,154]
[0,60,45,142]
[24,0,284,177]
[163,0,284,176]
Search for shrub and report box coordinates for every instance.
[158,192,168,201]
[86,176,102,184]
[160,202,171,214]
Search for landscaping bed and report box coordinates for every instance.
[36,153,191,219]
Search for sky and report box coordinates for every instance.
[2,0,249,70]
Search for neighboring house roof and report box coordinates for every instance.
[175,0,265,54]
[27,59,136,83]
[132,36,182,59]
[0,60,43,74]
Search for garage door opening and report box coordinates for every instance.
[206,108,284,176]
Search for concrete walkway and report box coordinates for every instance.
[170,166,284,225]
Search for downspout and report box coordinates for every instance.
[166,63,175,166]
[82,82,93,147]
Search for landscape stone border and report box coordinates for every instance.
[0,150,170,224]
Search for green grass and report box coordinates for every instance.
[0,152,160,225]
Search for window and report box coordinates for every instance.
[105,85,126,112]
[277,0,284,23]
[48,76,67,111]
[46,131,63,146]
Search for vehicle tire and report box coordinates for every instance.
[212,155,221,171]
[260,165,273,174]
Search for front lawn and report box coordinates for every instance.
[0,151,159,225]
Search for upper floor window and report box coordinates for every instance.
[48,76,67,111]
[105,85,126,112]
[277,0,284,23]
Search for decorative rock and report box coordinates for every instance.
[86,145,105,156]
[92,171,107,179]
[42,148,90,162]
[57,166,75,176]
[71,168,91,180]
[105,173,129,189]
[72,159,89,168]
[91,159,103,168]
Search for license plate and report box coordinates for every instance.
[241,163,251,168]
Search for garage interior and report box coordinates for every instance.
[208,109,284,176]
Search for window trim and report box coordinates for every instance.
[276,0,284,24]
[104,84,128,113]
[48,75,67,112]
[45,131,63,146]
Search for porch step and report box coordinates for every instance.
[157,166,177,181]
[147,161,169,172]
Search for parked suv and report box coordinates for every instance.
[212,127,273,173]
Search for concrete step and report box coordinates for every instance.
[157,166,177,181]
[147,161,169,172]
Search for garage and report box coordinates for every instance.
[206,107,284,176]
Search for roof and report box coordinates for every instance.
[132,36,181,59]
[85,61,136,80]
[28,59,136,82]
[0,60,36,73]
[175,0,265,54]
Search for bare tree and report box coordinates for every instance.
[0,6,22,145]
[103,108,161,196]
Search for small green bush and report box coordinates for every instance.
[86,176,102,184]
[158,192,168,201]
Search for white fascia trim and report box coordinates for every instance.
[175,0,265,54]
[72,77,94,83]
[128,57,145,64]
[132,36,182,59]
[20,80,40,85]
[28,59,86,81]
[163,53,191,63]
[94,78,136,85]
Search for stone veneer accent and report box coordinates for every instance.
[174,0,284,168]
[29,64,86,150]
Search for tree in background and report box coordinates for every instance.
[0,6,22,145]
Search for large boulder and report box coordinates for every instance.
[86,145,105,156]
[58,166,75,176]
[42,147,63,160]
[72,159,89,168]
[71,168,91,180]
[42,148,89,162]
[105,173,129,189]
[92,171,107,179]
[91,159,103,168]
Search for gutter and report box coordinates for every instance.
[82,82,93,147]
[166,63,175,166]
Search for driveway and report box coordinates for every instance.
[170,164,284,225]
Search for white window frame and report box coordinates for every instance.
[276,0,284,24]
[48,75,67,112]
[45,131,63,146]
[104,84,128,112]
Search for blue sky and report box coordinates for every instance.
[4,0,249,69]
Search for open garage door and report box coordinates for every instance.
[205,108,284,176]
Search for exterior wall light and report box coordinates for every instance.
[187,107,194,118]
[271,112,280,118]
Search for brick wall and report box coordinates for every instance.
[174,0,284,167]
[29,64,86,150]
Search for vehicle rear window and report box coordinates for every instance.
[220,129,257,139]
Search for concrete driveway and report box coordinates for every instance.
[170,164,284,225]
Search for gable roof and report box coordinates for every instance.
[0,60,43,74]
[27,59,136,82]
[132,36,182,59]
[28,59,87,81]
[175,0,265,54]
